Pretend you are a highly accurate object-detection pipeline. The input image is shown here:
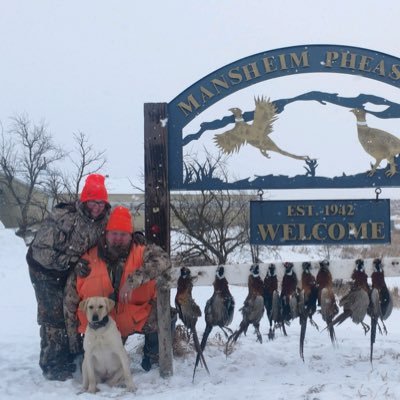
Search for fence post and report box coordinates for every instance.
[144,102,173,377]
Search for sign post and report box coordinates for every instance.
[144,102,173,378]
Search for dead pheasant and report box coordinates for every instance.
[175,267,209,377]
[226,264,264,351]
[316,259,338,345]
[298,261,318,361]
[368,258,393,363]
[193,265,234,380]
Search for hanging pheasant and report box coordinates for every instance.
[214,96,310,161]
[368,258,393,363]
[175,267,209,376]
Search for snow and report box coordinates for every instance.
[2,227,400,399]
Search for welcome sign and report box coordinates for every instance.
[250,199,391,246]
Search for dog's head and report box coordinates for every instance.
[79,296,115,323]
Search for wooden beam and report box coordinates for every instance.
[144,103,173,378]
[169,257,400,287]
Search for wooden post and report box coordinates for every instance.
[144,103,173,378]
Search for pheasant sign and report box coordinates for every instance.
[164,44,400,191]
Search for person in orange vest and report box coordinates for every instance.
[27,174,110,381]
[64,205,175,372]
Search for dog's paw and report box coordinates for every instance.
[87,384,98,394]
[126,382,137,392]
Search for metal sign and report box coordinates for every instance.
[166,44,400,191]
[250,199,391,246]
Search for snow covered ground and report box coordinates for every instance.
[1,223,400,400]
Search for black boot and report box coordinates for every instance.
[141,308,178,372]
[141,332,159,372]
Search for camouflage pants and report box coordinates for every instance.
[38,325,75,377]
[27,250,76,377]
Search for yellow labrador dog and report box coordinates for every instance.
[79,296,136,393]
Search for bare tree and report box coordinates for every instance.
[171,190,251,265]
[170,152,251,265]
[61,131,107,201]
[125,177,144,218]
[128,175,144,193]
[45,167,67,208]
[0,114,65,237]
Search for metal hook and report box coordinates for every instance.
[375,187,382,201]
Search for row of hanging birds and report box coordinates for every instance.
[174,258,393,381]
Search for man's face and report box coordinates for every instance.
[105,231,132,255]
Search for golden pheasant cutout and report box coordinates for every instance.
[214,97,310,161]
[350,108,400,176]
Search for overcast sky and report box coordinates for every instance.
[1,0,400,196]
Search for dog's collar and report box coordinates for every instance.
[89,315,109,330]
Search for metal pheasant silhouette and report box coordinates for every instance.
[350,108,400,176]
[214,96,310,161]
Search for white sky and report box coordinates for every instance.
[1,0,400,194]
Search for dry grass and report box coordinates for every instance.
[339,228,400,259]
[391,286,400,308]
[172,324,193,358]
[172,324,232,357]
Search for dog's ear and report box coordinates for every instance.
[79,298,89,313]
[105,298,115,313]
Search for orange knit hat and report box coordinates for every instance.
[106,206,133,233]
[80,174,109,203]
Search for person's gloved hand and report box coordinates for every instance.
[75,258,91,278]
[133,231,146,246]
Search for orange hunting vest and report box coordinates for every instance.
[76,245,156,337]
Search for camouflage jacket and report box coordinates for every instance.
[30,201,109,272]
[64,243,172,353]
